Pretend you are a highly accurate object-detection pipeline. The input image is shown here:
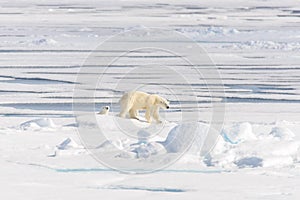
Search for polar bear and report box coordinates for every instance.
[98,106,110,115]
[118,91,169,123]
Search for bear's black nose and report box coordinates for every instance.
[166,106,169,109]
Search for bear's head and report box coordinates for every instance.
[155,96,170,109]
[98,106,110,115]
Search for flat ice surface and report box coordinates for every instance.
[0,0,300,199]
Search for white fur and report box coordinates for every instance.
[98,106,110,115]
[118,91,169,123]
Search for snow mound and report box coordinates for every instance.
[78,115,300,169]
[92,115,176,159]
[162,122,202,153]
[128,122,208,159]
[269,126,295,140]
[20,118,56,131]
[97,139,130,150]
[221,122,257,144]
[95,117,208,159]
[130,142,166,159]
[50,138,86,157]
[205,123,300,169]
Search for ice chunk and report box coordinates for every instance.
[56,138,80,150]
[50,138,86,157]
[221,122,257,144]
[269,126,295,140]
[131,142,160,158]
[20,118,56,131]
[206,122,300,168]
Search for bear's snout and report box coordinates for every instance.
[166,105,169,109]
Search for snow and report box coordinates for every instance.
[0,0,300,199]
[206,122,300,169]
[269,126,296,140]
[51,137,86,157]
[92,117,300,170]
[20,118,56,131]
[56,137,82,150]
[94,118,205,159]
[221,122,257,144]
[16,115,300,171]
[162,122,204,153]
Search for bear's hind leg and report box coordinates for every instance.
[119,106,130,118]
[119,110,127,118]
[119,97,132,118]
[129,109,139,120]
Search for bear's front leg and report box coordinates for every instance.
[145,108,152,123]
[153,107,162,123]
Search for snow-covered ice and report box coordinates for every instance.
[0,0,300,199]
